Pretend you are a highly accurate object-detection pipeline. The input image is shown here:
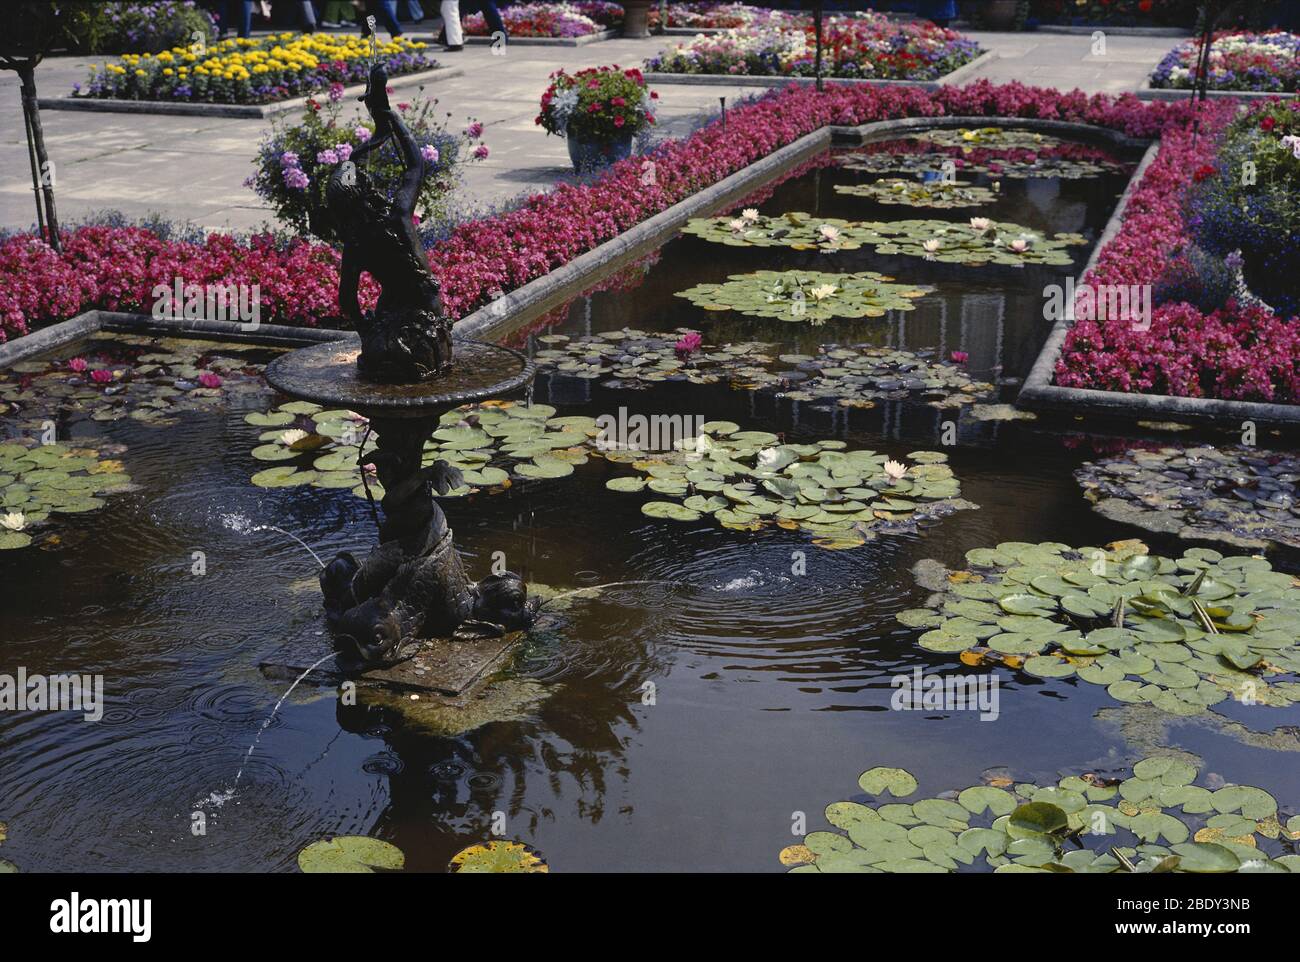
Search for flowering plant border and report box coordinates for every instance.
[0,81,1213,349]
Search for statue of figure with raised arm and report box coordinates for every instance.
[326,64,453,384]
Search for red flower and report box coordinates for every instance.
[1192,164,1215,182]
[1261,116,1276,131]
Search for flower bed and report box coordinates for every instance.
[1150,31,1300,93]
[2,81,1210,345]
[74,32,436,106]
[87,0,217,55]
[463,2,620,37]
[1053,100,1300,404]
[1030,0,1200,28]
[647,2,771,30]
[645,10,980,81]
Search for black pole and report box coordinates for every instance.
[814,1,824,93]
[1191,1,1217,148]
[21,88,46,242]
[18,61,60,251]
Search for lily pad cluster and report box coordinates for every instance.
[871,218,1088,267]
[898,539,1300,715]
[0,333,275,433]
[781,759,1300,873]
[1077,446,1300,551]
[604,425,971,550]
[532,329,994,409]
[247,399,599,495]
[680,211,882,251]
[0,439,135,549]
[838,144,1126,181]
[833,178,998,209]
[675,270,933,323]
[915,127,1064,150]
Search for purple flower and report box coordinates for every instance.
[335,142,353,161]
[473,145,490,160]
[279,151,300,168]
[282,166,310,190]
[421,145,440,164]
[316,148,340,164]
[354,126,371,142]
[466,121,484,138]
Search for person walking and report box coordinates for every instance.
[438,1,463,50]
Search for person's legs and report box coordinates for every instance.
[298,0,317,31]
[239,0,254,37]
[480,0,505,37]
[401,1,425,22]
[441,0,462,46]
[363,0,403,36]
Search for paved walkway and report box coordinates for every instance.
[0,29,1176,235]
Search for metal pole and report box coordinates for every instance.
[19,63,60,251]
[21,89,46,242]
[814,2,824,93]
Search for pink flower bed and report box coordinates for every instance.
[1053,100,1300,404]
[0,81,1209,347]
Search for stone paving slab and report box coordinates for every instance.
[1,30,1175,234]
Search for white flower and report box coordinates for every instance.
[883,460,907,482]
[809,284,837,301]
[818,224,842,242]
[1008,238,1030,253]
[1,512,25,531]
[756,447,782,469]
[922,238,942,253]
[741,208,760,222]
[280,428,309,446]
[728,218,747,232]
[969,217,992,232]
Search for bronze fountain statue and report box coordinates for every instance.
[266,65,537,666]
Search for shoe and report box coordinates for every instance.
[320,20,341,28]
[436,31,447,44]
[444,44,463,51]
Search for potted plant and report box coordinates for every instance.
[537,65,658,175]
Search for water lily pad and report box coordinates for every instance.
[448,840,548,873]
[298,836,405,873]
[675,270,933,323]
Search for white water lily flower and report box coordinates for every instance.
[728,218,747,232]
[1,512,25,531]
[756,447,782,469]
[883,459,907,482]
[818,224,841,241]
[1008,238,1030,253]
[922,238,942,253]
[809,284,837,300]
[280,428,309,446]
[694,433,716,455]
[741,208,760,222]
[969,217,992,232]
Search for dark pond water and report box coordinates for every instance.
[2,135,1298,873]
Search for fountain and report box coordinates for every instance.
[265,65,538,668]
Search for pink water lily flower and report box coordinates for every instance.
[197,371,223,388]
[68,357,88,372]
[90,369,114,384]
[675,332,703,354]
[950,351,969,364]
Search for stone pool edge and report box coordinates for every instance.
[1016,140,1300,428]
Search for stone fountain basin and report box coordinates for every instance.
[263,335,535,419]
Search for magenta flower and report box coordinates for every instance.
[354,126,371,142]
[421,145,440,164]
[90,369,113,384]
[473,145,490,160]
[466,121,484,138]
[950,351,968,364]
[197,371,223,388]
[675,332,703,355]
[68,357,88,372]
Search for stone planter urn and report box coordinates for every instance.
[621,1,653,38]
